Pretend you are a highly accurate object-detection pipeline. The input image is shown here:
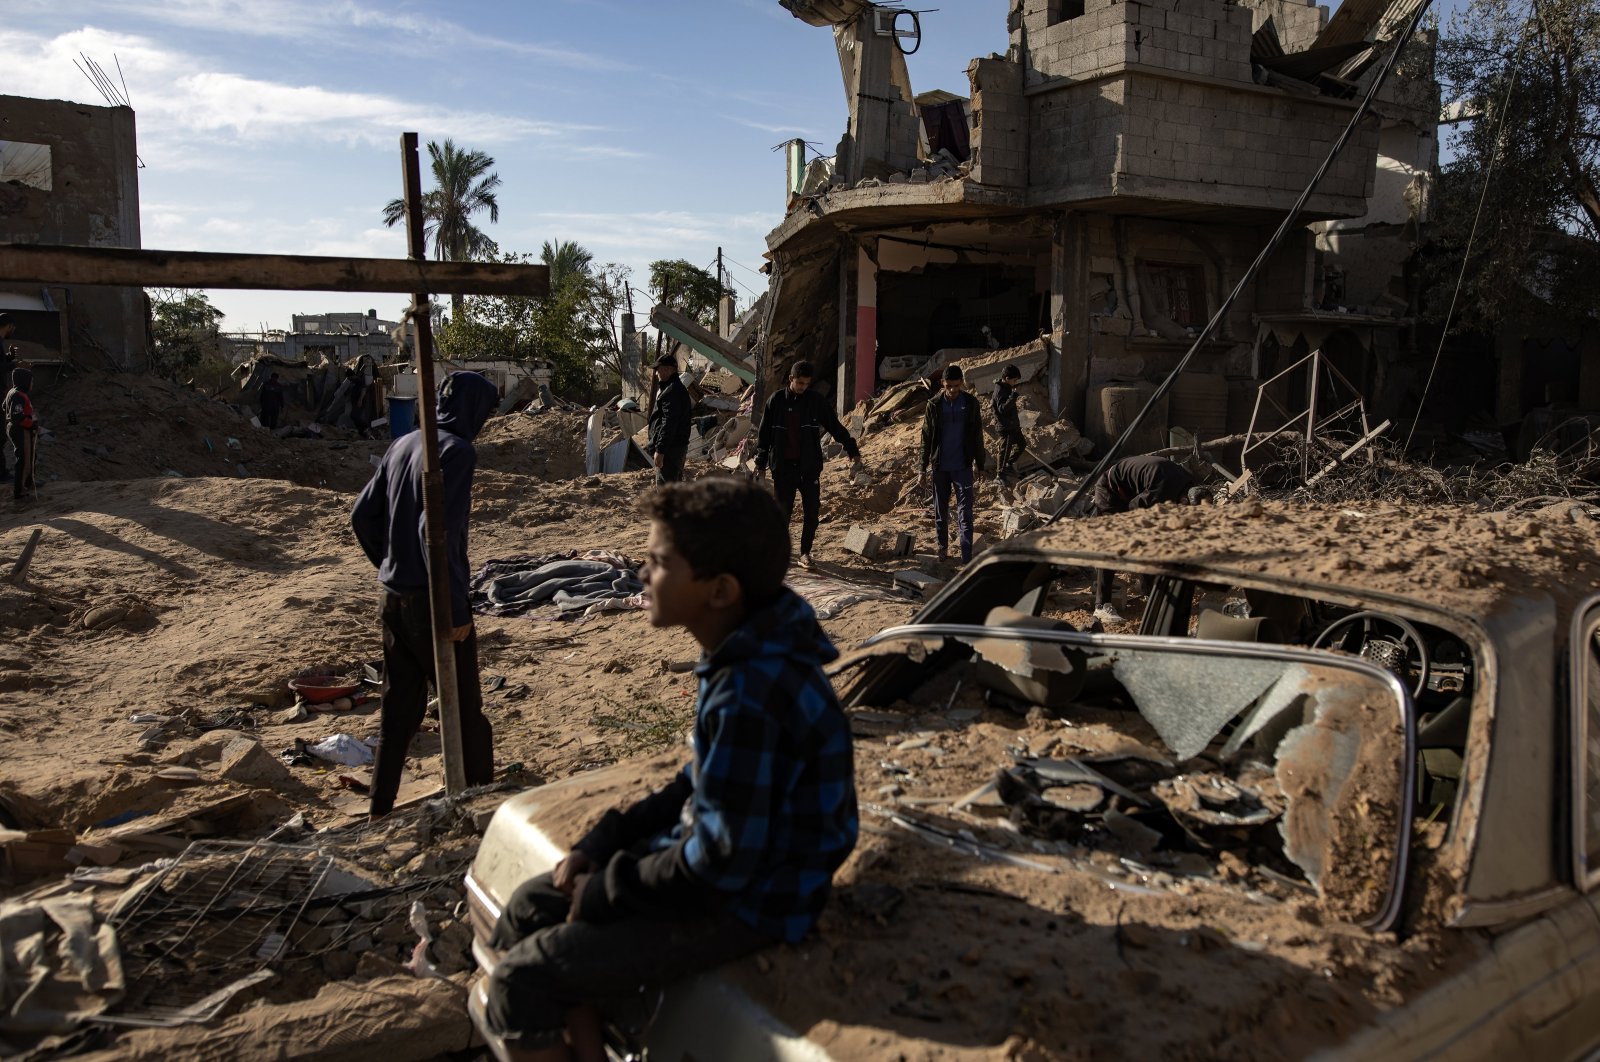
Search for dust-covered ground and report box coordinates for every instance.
[0,367,1581,1060]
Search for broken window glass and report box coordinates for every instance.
[848,627,1410,929]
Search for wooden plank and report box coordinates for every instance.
[651,304,756,383]
[0,243,548,297]
[6,528,41,584]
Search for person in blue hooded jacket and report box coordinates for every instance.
[471,477,857,1062]
[351,370,500,819]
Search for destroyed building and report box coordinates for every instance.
[224,309,401,366]
[764,0,1432,449]
[0,94,148,369]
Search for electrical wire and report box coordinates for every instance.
[1047,0,1436,524]
[1403,31,1527,452]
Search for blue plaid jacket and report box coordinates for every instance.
[574,588,858,942]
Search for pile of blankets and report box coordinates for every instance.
[471,550,645,620]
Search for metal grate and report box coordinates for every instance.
[101,841,335,1027]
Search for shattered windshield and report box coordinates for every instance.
[852,626,1413,929]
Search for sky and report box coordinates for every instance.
[1,1,1014,332]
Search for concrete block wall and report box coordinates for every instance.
[1115,74,1379,208]
[968,57,1029,188]
[1028,81,1125,198]
[1079,213,1269,395]
[1237,0,1327,52]
[1012,0,1254,85]
[1123,0,1255,84]
[0,94,148,369]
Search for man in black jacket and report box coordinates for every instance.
[754,360,865,568]
[919,364,987,564]
[258,372,285,430]
[992,364,1026,477]
[645,354,692,485]
[1088,455,1199,623]
[350,370,499,819]
[0,315,15,479]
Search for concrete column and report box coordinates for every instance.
[1050,211,1090,425]
[718,295,735,339]
[837,241,858,416]
[855,240,879,407]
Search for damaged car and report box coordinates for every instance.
[465,502,1600,1060]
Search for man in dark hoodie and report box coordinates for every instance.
[645,354,692,485]
[753,359,866,568]
[471,478,857,1062]
[992,363,1026,477]
[0,315,16,479]
[351,370,499,819]
[258,371,285,430]
[5,366,38,503]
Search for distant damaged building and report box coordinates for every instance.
[0,94,149,368]
[766,0,1431,447]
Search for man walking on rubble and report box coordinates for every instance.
[754,359,867,569]
[1087,455,1201,623]
[351,370,499,821]
[0,315,16,479]
[258,371,285,430]
[919,364,987,565]
[992,364,1027,478]
[645,354,691,485]
[5,365,39,504]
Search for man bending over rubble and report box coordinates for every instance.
[754,359,866,569]
[1088,455,1202,623]
[470,477,858,1062]
[351,370,499,820]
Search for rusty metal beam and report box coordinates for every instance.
[0,242,548,297]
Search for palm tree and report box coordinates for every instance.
[383,138,502,319]
[540,240,594,292]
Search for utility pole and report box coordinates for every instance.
[399,132,468,795]
[716,246,724,295]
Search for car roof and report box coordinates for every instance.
[998,498,1600,621]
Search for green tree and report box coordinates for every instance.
[148,288,224,382]
[585,262,636,388]
[382,138,502,321]
[437,246,641,398]
[1428,0,1600,329]
[647,259,735,329]
[541,239,594,291]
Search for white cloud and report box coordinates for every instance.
[20,0,623,71]
[719,113,821,138]
[527,209,781,257]
[0,27,604,151]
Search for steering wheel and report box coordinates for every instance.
[1312,610,1431,698]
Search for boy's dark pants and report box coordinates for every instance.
[771,461,821,555]
[998,424,1026,473]
[485,872,773,1048]
[371,591,494,816]
[9,428,35,499]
